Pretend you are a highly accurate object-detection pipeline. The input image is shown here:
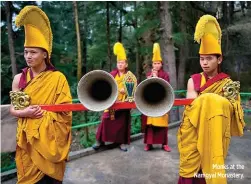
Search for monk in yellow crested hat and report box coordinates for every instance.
[194,15,224,77]
[10,6,72,184]
[142,43,171,152]
[113,42,127,62]
[152,42,162,62]
[194,14,222,55]
[177,14,245,184]
[93,41,136,152]
[15,5,53,67]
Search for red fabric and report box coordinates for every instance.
[177,176,206,184]
[200,72,229,92]
[96,110,131,144]
[146,68,170,82]
[144,125,168,145]
[96,68,131,144]
[177,177,206,184]
[18,65,56,90]
[141,115,147,133]
[178,170,206,184]
[36,175,62,184]
[143,68,170,145]
[19,67,30,90]
[191,72,229,93]
[110,68,128,78]
[191,73,202,92]
[110,69,119,78]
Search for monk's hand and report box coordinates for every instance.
[120,88,125,94]
[22,105,44,119]
[152,69,158,77]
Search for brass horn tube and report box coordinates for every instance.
[77,70,118,111]
[134,78,175,117]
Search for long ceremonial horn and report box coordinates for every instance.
[77,70,118,111]
[134,77,175,117]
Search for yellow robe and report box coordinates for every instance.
[104,73,126,115]
[15,70,72,184]
[115,73,126,102]
[146,114,168,127]
[177,77,245,184]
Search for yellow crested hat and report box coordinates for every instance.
[152,43,162,62]
[113,42,127,61]
[15,6,53,58]
[194,15,222,55]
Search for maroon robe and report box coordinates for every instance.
[36,175,62,184]
[142,68,170,145]
[178,170,206,184]
[96,69,131,144]
[19,65,56,90]
[191,72,229,93]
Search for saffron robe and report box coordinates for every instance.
[15,68,72,184]
[177,72,245,184]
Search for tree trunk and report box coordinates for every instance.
[6,2,17,77]
[82,2,87,74]
[210,1,220,16]
[158,1,177,89]
[106,2,112,71]
[229,1,234,24]
[236,59,242,81]
[73,1,82,81]
[222,1,229,27]
[240,1,246,16]
[118,1,123,42]
[177,2,188,90]
[247,1,251,9]
[134,1,142,82]
[139,2,155,77]
[73,2,88,141]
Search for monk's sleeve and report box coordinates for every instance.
[230,95,245,136]
[158,71,170,83]
[209,115,228,184]
[30,74,72,163]
[163,72,170,83]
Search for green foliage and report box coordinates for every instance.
[131,115,141,135]
[1,2,251,105]
[1,2,36,104]
[1,152,15,172]
[80,131,96,148]
[1,3,251,173]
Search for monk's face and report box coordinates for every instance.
[199,54,222,73]
[152,61,162,71]
[24,48,47,68]
[117,60,128,72]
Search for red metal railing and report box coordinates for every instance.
[40,99,194,112]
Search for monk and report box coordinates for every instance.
[9,6,72,184]
[142,43,171,152]
[93,42,132,152]
[177,15,245,184]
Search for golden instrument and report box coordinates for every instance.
[223,80,240,103]
[9,91,30,110]
[123,71,137,102]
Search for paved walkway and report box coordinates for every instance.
[3,128,251,184]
